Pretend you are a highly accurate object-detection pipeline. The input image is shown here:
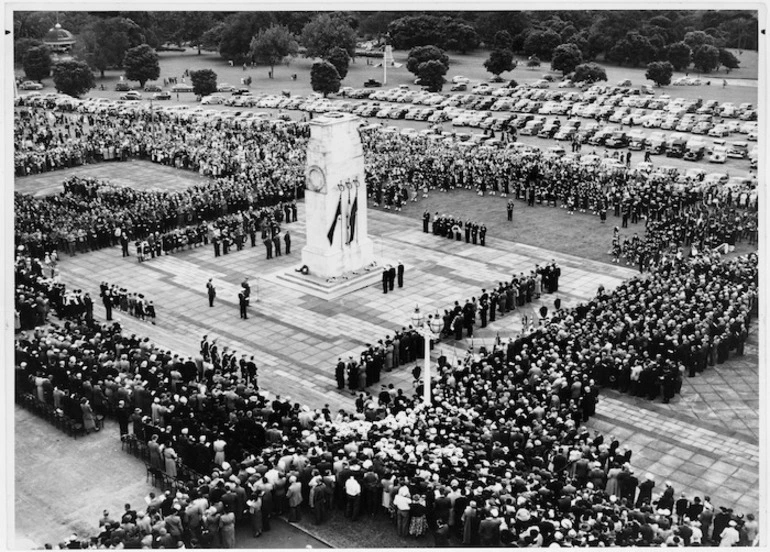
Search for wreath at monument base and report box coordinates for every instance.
[295,265,310,275]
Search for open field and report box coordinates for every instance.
[17,46,757,106]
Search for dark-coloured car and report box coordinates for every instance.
[605,131,629,149]
[364,79,382,88]
[153,91,172,100]
[144,84,162,92]
[115,81,131,91]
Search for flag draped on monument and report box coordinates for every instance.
[348,195,358,244]
[327,196,342,245]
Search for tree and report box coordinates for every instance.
[310,60,341,97]
[573,62,607,84]
[526,55,541,68]
[718,48,740,71]
[77,17,145,78]
[484,49,516,76]
[177,12,215,55]
[190,68,217,97]
[52,60,95,97]
[443,20,479,53]
[645,61,674,86]
[406,45,449,76]
[249,24,299,75]
[684,30,716,51]
[692,44,720,73]
[14,37,43,66]
[200,21,225,52]
[523,29,562,60]
[667,41,692,71]
[218,12,275,64]
[122,44,159,88]
[22,46,52,81]
[551,43,583,75]
[418,59,448,92]
[607,32,655,66]
[301,14,356,59]
[493,30,513,50]
[325,47,350,80]
[387,14,446,50]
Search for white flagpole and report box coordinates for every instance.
[383,47,387,85]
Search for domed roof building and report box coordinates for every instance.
[42,22,75,52]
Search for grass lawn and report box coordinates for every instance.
[18,43,756,107]
[374,187,757,264]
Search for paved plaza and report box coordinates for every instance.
[13,164,761,544]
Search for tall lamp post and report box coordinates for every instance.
[411,306,443,405]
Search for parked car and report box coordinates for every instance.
[364,79,382,88]
[115,81,131,91]
[605,131,629,149]
[727,141,749,159]
[665,134,687,158]
[19,81,43,90]
[683,139,706,161]
[144,84,162,92]
[708,145,727,164]
[201,94,225,105]
[217,83,235,92]
[120,91,142,100]
[153,91,171,100]
[171,83,194,92]
[627,130,647,151]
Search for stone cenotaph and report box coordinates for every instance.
[301,112,374,278]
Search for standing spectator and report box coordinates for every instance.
[207,278,216,307]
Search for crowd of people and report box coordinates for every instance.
[13,240,758,548]
[14,99,760,549]
[15,176,301,263]
[100,283,156,323]
[15,252,95,330]
[425,212,488,246]
[359,129,757,221]
[17,105,758,284]
[610,201,758,272]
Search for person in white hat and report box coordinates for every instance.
[719,519,740,547]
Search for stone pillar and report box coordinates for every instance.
[301,112,374,278]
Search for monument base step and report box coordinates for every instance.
[264,267,382,300]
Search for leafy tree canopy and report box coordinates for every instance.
[22,45,52,81]
[484,48,516,76]
[52,59,95,97]
[190,68,217,96]
[249,24,299,72]
[645,61,674,86]
[523,29,562,60]
[692,43,720,73]
[573,62,607,83]
[301,13,356,59]
[667,41,692,71]
[418,59,448,92]
[310,60,341,97]
[406,45,449,76]
[551,42,583,74]
[123,44,160,87]
[325,46,350,80]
